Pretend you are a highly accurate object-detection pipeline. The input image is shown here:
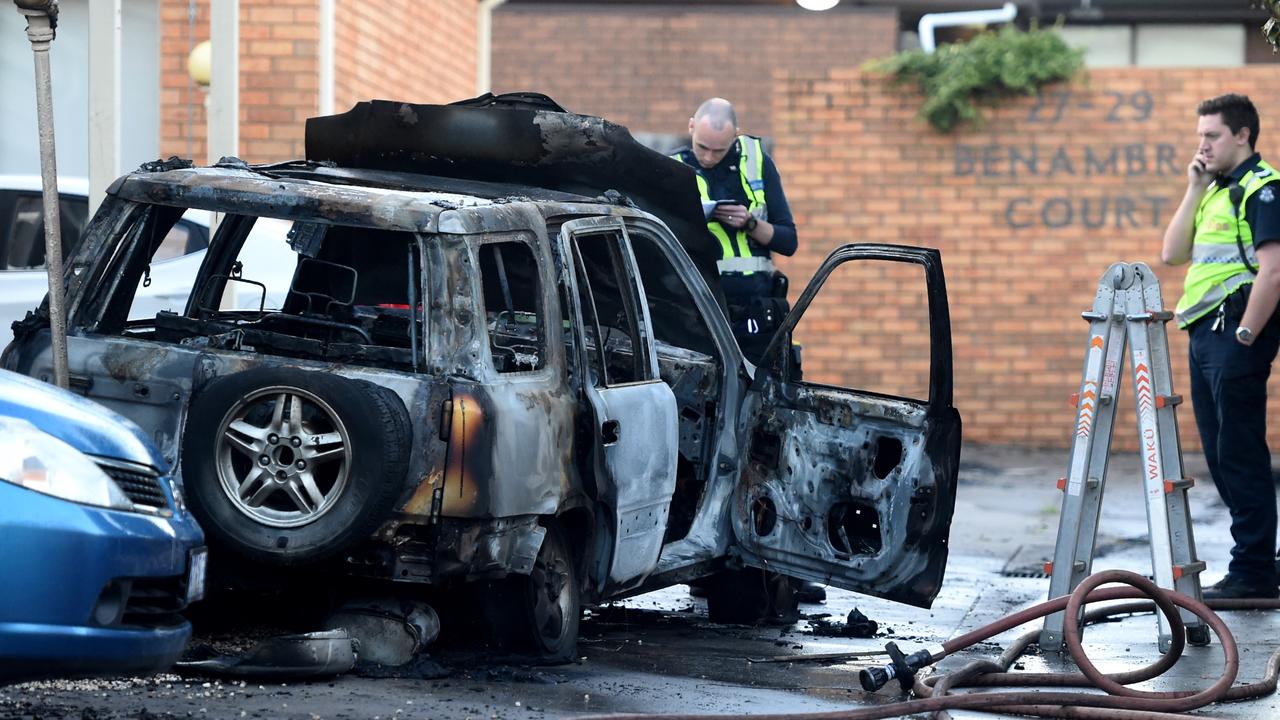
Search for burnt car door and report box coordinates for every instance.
[558,218,678,595]
[733,244,961,608]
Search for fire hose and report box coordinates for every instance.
[581,569,1280,720]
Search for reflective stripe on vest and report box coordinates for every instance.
[1175,161,1279,327]
[671,136,769,263]
[717,256,777,274]
[1193,243,1258,266]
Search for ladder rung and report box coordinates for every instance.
[1082,311,1107,321]
[1173,561,1207,580]
[1126,311,1175,323]
[1163,477,1195,493]
[1156,394,1183,408]
[1057,477,1100,491]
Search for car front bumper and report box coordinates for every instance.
[0,481,204,682]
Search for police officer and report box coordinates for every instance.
[673,99,823,608]
[1161,93,1280,599]
[670,98,798,365]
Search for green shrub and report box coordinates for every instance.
[1262,0,1279,49]
[866,24,1085,132]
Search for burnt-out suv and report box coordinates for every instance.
[1,94,961,661]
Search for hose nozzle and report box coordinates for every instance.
[859,642,945,693]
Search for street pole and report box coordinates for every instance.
[13,0,69,390]
[88,0,122,217]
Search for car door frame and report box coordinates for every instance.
[556,217,679,596]
[734,242,961,608]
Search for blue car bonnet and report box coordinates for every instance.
[0,369,167,471]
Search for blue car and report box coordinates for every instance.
[0,369,205,683]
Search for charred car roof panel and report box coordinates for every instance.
[304,95,722,291]
[111,167,467,233]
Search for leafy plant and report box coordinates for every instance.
[1261,0,1279,49]
[866,24,1084,132]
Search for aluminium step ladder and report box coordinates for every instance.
[1040,263,1208,653]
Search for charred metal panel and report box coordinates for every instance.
[435,238,488,381]
[304,97,723,293]
[113,168,446,233]
[733,242,961,608]
[437,201,549,237]
[431,226,577,520]
[435,380,573,520]
[8,334,199,466]
[393,379,453,519]
[734,383,949,606]
[591,380,679,589]
[430,516,545,580]
[439,387,486,517]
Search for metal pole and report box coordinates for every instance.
[14,0,69,389]
[209,0,239,165]
[208,0,238,239]
[476,0,508,95]
[318,0,334,115]
[88,0,122,217]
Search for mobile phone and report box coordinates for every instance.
[714,199,738,207]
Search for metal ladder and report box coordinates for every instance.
[1040,263,1209,653]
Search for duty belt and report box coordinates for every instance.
[717,256,776,275]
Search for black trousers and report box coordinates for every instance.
[1188,301,1280,585]
[723,271,789,366]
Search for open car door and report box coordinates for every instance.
[733,244,961,608]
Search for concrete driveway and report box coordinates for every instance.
[3,443,1277,719]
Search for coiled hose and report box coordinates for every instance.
[579,569,1280,720]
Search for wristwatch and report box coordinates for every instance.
[1236,325,1255,346]
[745,216,759,232]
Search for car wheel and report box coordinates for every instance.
[481,524,580,663]
[182,368,410,566]
[703,568,799,625]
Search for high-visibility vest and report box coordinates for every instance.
[1176,160,1280,328]
[671,135,769,261]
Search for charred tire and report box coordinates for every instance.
[182,367,411,567]
[703,568,799,625]
[481,524,580,663]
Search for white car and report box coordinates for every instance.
[0,175,296,347]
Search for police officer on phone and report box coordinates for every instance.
[670,98,798,365]
[1161,93,1280,599]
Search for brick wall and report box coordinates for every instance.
[334,0,477,112]
[160,0,318,163]
[774,67,1280,450]
[491,4,898,138]
[160,0,478,164]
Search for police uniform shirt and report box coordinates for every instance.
[1216,153,1280,251]
[671,139,799,258]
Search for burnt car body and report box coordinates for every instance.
[1,96,961,660]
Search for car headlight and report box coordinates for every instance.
[0,418,134,511]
